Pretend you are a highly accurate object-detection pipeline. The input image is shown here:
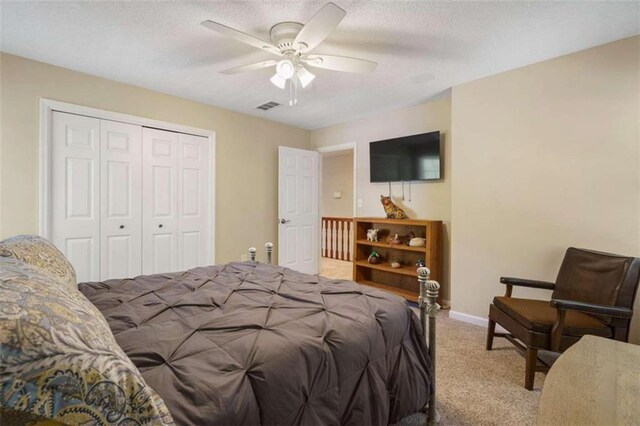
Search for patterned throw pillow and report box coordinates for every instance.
[0,257,174,425]
[0,235,77,291]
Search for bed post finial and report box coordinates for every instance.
[265,242,274,264]
[417,266,440,424]
[248,247,257,262]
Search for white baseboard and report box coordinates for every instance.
[449,310,508,333]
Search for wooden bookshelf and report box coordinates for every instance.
[352,217,443,304]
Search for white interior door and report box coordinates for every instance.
[177,133,210,270]
[100,120,142,280]
[278,146,319,274]
[51,112,101,282]
[142,128,178,274]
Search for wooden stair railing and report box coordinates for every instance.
[321,217,353,261]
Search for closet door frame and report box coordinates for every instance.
[39,99,216,266]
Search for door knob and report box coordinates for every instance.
[159,224,163,228]
[119,225,125,229]
[279,219,291,224]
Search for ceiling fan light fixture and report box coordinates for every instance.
[270,73,286,89]
[276,59,295,79]
[297,66,316,88]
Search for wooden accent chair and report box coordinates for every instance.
[486,247,640,390]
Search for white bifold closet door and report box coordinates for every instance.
[100,120,142,280]
[177,133,210,270]
[142,128,209,275]
[51,112,102,282]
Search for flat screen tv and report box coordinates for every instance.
[369,131,441,182]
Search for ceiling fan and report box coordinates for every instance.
[201,2,377,105]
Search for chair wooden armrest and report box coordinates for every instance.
[551,299,633,318]
[549,299,632,351]
[500,277,556,297]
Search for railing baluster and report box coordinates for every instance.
[322,218,326,257]
[343,220,347,260]
[343,221,347,260]
[320,217,353,261]
[338,221,342,261]
[348,220,352,261]
[329,220,336,259]
[328,220,332,259]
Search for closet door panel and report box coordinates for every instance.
[177,133,209,270]
[143,128,178,274]
[100,120,142,280]
[51,112,101,282]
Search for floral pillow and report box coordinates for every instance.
[0,257,174,425]
[0,235,76,291]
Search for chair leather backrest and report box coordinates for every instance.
[552,247,640,311]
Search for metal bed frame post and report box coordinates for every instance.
[247,243,273,264]
[418,266,440,424]
[265,242,273,264]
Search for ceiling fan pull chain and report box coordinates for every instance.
[289,79,293,106]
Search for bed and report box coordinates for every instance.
[78,244,441,425]
[1,237,440,425]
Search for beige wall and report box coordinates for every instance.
[321,151,354,218]
[0,53,310,264]
[311,97,452,301]
[451,36,640,342]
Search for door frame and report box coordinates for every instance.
[316,142,358,263]
[39,98,217,263]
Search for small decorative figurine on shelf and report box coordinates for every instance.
[380,195,407,219]
[368,250,381,264]
[410,237,426,247]
[416,259,426,268]
[388,234,402,245]
[391,261,402,269]
[366,229,379,242]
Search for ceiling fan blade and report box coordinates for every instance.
[221,60,278,75]
[303,54,377,73]
[201,20,281,56]
[293,2,346,52]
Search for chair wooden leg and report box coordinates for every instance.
[486,318,496,350]
[525,347,538,390]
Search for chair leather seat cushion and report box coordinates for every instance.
[493,296,612,337]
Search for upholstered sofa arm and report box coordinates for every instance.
[550,299,633,318]
[500,277,555,297]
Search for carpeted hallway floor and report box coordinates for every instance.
[399,310,544,425]
[320,257,352,279]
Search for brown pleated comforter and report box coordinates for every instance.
[79,262,432,426]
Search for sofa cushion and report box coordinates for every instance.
[0,235,76,291]
[493,296,611,337]
[0,257,173,425]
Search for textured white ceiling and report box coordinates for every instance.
[1,1,638,130]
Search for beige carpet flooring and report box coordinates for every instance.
[320,257,544,424]
[414,310,544,425]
